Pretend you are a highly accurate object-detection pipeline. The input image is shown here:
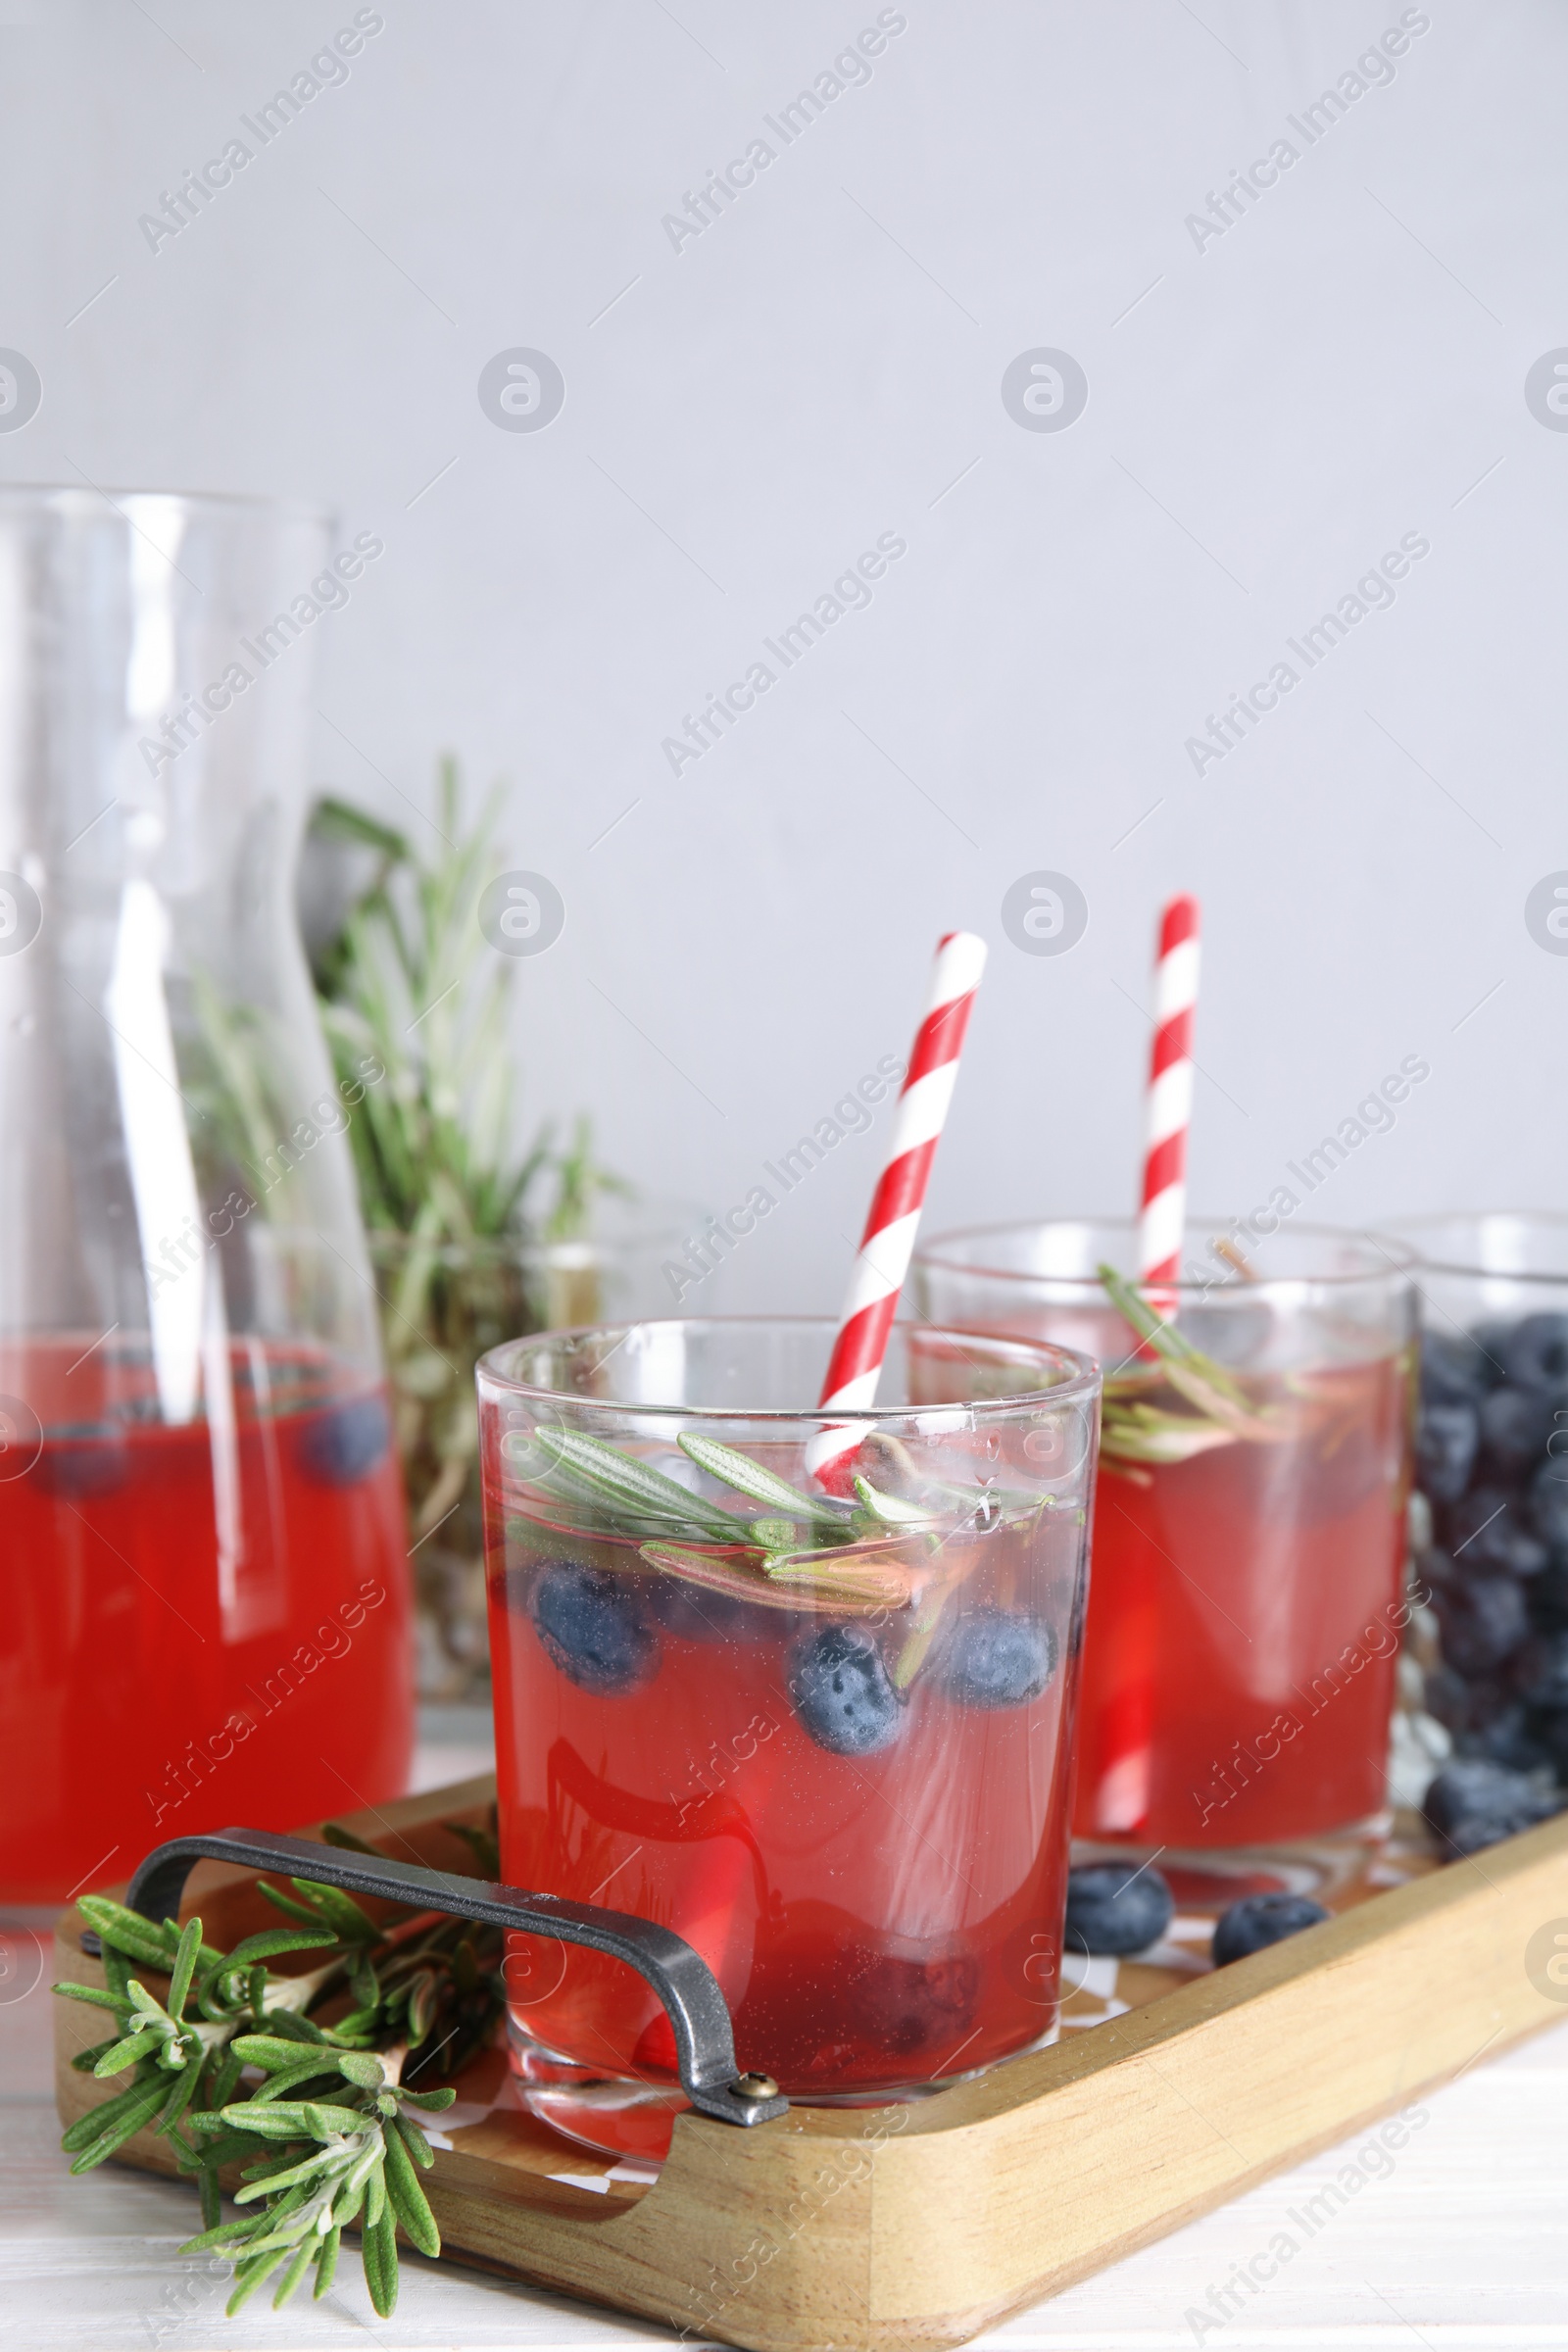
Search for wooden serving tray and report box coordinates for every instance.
[54,1776,1568,2351]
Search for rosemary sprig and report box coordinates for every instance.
[514,1424,932,1554]
[516,1425,1051,1663]
[54,1822,505,2319]
[303,769,625,1699]
[1097,1401,1242,1466]
[178,2056,454,2316]
[519,1427,757,1543]
[1098,1262,1283,1446]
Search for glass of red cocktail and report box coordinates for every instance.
[478,1314,1100,2157]
[913,1221,1416,1851]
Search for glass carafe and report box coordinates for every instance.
[0,488,414,1905]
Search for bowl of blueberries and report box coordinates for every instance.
[1382,1212,1568,1858]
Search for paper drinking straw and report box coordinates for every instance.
[806,930,988,1480]
[1136,893,1200,1298]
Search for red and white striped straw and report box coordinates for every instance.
[1137,894,1200,1295]
[807,930,988,1480]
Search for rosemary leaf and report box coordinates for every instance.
[198,2166,222,2233]
[272,2237,318,2312]
[761,1551,914,1608]
[363,2202,401,2319]
[320,1821,384,1857]
[248,2060,347,2107]
[68,2079,168,2172]
[156,2061,205,2134]
[162,1920,201,2027]
[852,1475,939,1528]
[230,2034,327,2073]
[69,2038,123,2074]
[53,1982,132,2014]
[220,2100,368,2139]
[285,1880,381,1946]
[314,2224,341,2299]
[61,2075,165,2153]
[382,2123,442,2256]
[210,1929,338,1978]
[255,1885,333,1932]
[528,1427,751,1540]
[443,1819,501,1877]
[391,2111,436,2169]
[676,1434,847,1526]
[749,1516,799,1551]
[93,2028,160,2079]
[226,2244,291,2316]
[639,1542,802,1612]
[74,1897,180,1972]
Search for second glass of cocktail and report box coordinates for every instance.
[914,1221,1416,1850]
[478,1315,1100,2157]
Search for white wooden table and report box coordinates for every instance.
[8,1729,1567,2349]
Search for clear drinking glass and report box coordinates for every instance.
[913,1220,1416,1851]
[0,488,414,1905]
[477,1315,1101,2159]
[1386,1214,1568,1785]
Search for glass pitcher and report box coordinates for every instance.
[0,488,414,1906]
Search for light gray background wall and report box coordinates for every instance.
[4,0,1563,1309]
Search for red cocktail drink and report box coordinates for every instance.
[479,1317,1099,2156]
[1075,1348,1411,1844]
[914,1222,1416,1849]
[0,1338,414,1902]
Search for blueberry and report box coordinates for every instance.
[1423,1663,1473,1735]
[1442,1488,1547,1579]
[1446,1812,1551,1856]
[1479,1387,1555,1480]
[1454,1701,1553,1775]
[1211,1893,1330,1967]
[1529,1557,1568,1630]
[1416,1545,1458,1593]
[1529,1706,1568,1781]
[1064,1863,1174,1957]
[939,1610,1057,1711]
[851,1949,979,2057]
[1502,1314,1568,1395]
[790,1625,902,1755]
[1529,1459,1568,1552]
[1509,1631,1568,1712]
[1422,1759,1560,1855]
[1420,1331,1497,1405]
[1415,1402,1479,1502]
[1435,1576,1530,1677]
[1471,1321,1517,1373]
[298,1394,391,1487]
[531,1559,659,1694]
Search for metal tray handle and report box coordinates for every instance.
[111,1828,787,2130]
